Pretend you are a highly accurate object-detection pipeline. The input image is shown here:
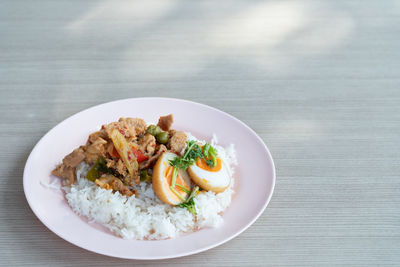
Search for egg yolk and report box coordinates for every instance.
[196,157,222,172]
[163,165,189,194]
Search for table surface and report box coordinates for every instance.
[1,0,399,266]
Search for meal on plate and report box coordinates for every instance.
[51,114,237,239]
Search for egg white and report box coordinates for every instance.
[187,159,230,193]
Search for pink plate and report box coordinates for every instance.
[23,98,275,259]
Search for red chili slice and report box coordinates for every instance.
[131,147,148,163]
[111,147,120,158]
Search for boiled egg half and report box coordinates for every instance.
[152,152,192,205]
[187,156,230,193]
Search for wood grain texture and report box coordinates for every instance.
[0,0,399,266]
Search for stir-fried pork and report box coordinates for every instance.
[51,114,186,197]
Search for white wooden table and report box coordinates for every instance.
[1,0,399,265]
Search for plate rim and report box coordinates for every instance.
[23,97,276,260]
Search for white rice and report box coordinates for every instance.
[63,133,237,240]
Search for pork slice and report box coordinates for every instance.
[88,130,108,144]
[96,174,134,197]
[62,147,86,167]
[139,144,167,169]
[115,159,128,177]
[105,142,116,158]
[51,164,76,186]
[104,118,147,139]
[124,169,139,186]
[157,114,174,131]
[51,146,86,185]
[120,117,147,136]
[137,133,156,156]
[103,122,120,137]
[168,131,187,155]
[110,178,134,197]
[85,137,107,164]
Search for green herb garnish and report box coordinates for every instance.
[168,140,217,214]
[169,140,218,169]
[187,185,199,202]
[178,186,199,215]
[176,184,191,194]
[202,143,218,168]
[170,186,185,201]
[169,140,204,170]
[178,198,196,215]
[171,167,178,188]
